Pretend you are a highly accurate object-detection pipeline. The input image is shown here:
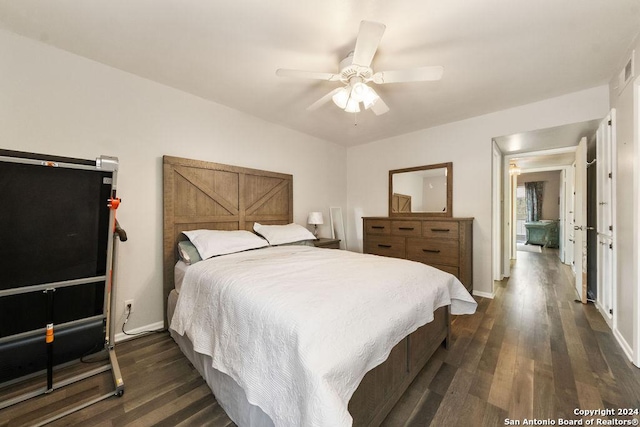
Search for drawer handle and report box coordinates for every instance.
[431,228,450,232]
[378,244,392,248]
[422,249,441,254]
[398,227,415,231]
[371,226,386,229]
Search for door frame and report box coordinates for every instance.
[574,137,588,304]
[492,142,504,283]
[502,147,577,268]
[633,81,640,367]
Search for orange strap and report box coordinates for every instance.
[45,323,54,343]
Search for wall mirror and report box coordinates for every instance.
[389,162,452,217]
[329,207,346,249]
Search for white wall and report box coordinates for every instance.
[0,29,347,337]
[346,86,609,296]
[608,33,640,362]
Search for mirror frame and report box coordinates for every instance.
[388,162,453,217]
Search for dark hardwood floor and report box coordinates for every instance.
[2,248,639,426]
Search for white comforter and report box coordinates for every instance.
[170,246,476,427]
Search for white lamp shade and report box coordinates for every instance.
[350,81,367,102]
[362,85,379,110]
[307,212,324,225]
[332,87,351,109]
[344,97,360,113]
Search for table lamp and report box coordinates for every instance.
[307,212,323,237]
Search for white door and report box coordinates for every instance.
[596,111,616,319]
[573,137,588,303]
[566,164,575,267]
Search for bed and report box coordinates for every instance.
[162,156,476,427]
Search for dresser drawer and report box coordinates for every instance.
[406,238,459,266]
[391,221,422,237]
[365,235,405,258]
[429,264,459,278]
[364,219,391,235]
[422,221,459,239]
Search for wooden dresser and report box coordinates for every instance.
[363,217,474,293]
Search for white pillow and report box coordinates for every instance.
[182,229,268,259]
[253,222,316,246]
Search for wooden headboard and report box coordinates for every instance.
[162,155,293,327]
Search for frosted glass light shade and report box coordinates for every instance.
[351,82,366,102]
[332,87,351,109]
[362,85,379,109]
[344,98,360,113]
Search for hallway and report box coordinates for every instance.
[383,249,640,426]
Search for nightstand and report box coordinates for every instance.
[313,238,341,249]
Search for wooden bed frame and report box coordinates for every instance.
[162,155,450,427]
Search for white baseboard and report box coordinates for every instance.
[473,290,495,299]
[590,301,636,367]
[612,327,635,364]
[114,321,164,343]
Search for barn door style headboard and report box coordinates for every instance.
[162,155,293,326]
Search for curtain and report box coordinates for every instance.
[525,181,544,222]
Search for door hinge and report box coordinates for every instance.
[609,225,613,231]
[609,243,613,250]
[609,309,613,314]
[608,119,612,126]
[609,172,612,178]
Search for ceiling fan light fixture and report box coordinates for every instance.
[332,86,351,109]
[344,97,360,113]
[350,80,367,102]
[362,85,379,109]
[276,20,444,117]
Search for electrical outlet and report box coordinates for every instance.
[125,299,135,314]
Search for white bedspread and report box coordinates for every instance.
[170,246,476,427]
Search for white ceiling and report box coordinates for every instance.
[0,1,638,146]
[512,151,577,170]
[495,119,601,169]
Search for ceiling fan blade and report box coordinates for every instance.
[370,95,389,116]
[372,66,444,84]
[352,21,386,67]
[276,69,341,81]
[307,87,343,111]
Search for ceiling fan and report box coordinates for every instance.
[276,20,443,115]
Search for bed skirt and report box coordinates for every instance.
[168,290,275,427]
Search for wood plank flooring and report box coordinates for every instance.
[2,248,639,426]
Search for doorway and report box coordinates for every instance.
[503,148,576,275]
[491,119,601,287]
